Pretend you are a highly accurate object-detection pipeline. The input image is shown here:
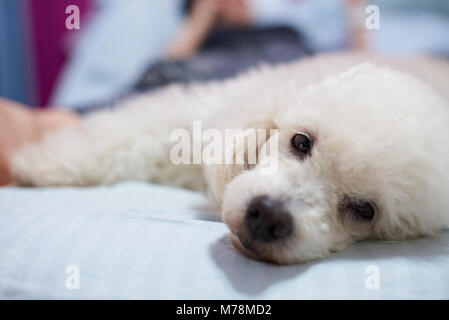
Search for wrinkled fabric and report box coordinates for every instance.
[0,182,448,299]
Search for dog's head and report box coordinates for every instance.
[205,64,449,264]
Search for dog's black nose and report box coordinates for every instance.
[245,195,293,242]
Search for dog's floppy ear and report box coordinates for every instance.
[203,118,277,205]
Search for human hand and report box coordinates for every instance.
[0,98,80,186]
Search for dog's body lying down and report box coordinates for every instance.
[11,53,449,264]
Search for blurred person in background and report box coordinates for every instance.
[166,0,253,59]
[135,0,309,92]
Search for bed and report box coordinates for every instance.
[1,182,448,299]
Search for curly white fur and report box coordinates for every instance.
[11,53,449,264]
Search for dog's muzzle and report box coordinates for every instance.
[244,195,293,243]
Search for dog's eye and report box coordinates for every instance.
[339,198,375,221]
[291,133,312,158]
[351,202,375,220]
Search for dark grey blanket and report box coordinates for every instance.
[76,25,309,114]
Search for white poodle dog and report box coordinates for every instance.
[11,53,449,264]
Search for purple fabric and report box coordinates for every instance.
[28,0,93,105]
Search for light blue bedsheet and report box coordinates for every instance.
[0,182,448,299]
